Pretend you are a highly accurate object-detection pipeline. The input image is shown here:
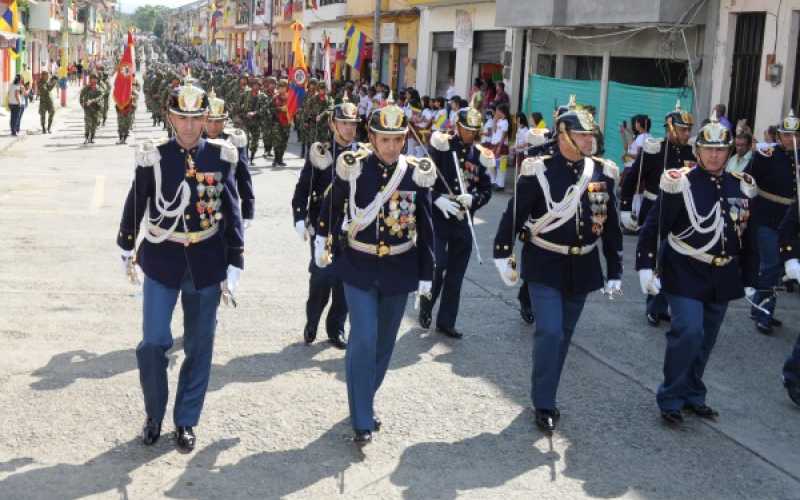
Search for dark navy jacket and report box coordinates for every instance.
[219,130,255,221]
[620,139,695,212]
[117,138,245,290]
[427,135,492,235]
[779,201,800,262]
[493,151,623,295]
[316,153,435,295]
[745,147,798,230]
[636,167,758,303]
[291,140,356,230]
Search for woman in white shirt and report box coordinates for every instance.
[510,113,530,170]
[490,104,510,189]
[8,75,23,136]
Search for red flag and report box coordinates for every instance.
[113,31,135,109]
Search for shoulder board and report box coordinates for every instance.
[520,155,550,177]
[659,167,691,194]
[207,138,239,165]
[310,142,333,170]
[224,128,248,148]
[642,137,663,155]
[407,155,437,188]
[474,144,496,168]
[730,171,758,198]
[593,156,620,183]
[756,145,774,157]
[136,140,161,167]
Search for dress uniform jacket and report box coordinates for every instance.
[219,130,255,220]
[745,147,799,230]
[317,153,435,295]
[620,140,695,213]
[636,166,758,303]
[494,152,623,295]
[117,138,245,290]
[779,201,800,261]
[292,141,356,231]
[427,135,493,233]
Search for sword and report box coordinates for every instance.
[793,135,800,230]
[452,150,483,264]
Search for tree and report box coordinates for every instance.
[131,5,170,35]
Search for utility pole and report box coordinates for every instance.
[249,0,255,73]
[60,0,71,106]
[372,0,380,85]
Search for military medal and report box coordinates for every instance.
[186,156,197,177]
[195,172,205,183]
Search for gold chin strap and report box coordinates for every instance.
[559,124,585,159]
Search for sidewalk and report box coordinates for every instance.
[0,84,83,153]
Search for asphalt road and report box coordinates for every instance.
[0,90,798,499]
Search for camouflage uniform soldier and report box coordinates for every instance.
[99,71,112,126]
[270,80,291,167]
[116,81,139,144]
[80,74,104,144]
[261,76,278,159]
[297,78,318,158]
[37,71,59,134]
[241,80,265,161]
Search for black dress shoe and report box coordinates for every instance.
[646,313,660,327]
[750,314,782,327]
[661,410,684,426]
[373,416,382,432]
[303,324,317,344]
[684,404,719,419]
[785,379,800,407]
[353,430,372,445]
[418,297,432,329]
[520,304,535,324]
[175,426,196,453]
[534,409,557,432]
[327,331,347,349]
[436,326,463,339]
[658,313,672,322]
[755,320,774,335]
[142,418,161,446]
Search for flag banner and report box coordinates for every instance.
[113,31,136,109]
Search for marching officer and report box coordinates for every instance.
[203,89,256,228]
[315,96,436,444]
[290,100,362,349]
[419,105,493,338]
[492,97,623,432]
[621,101,695,327]
[117,78,245,453]
[778,200,800,407]
[744,111,799,334]
[636,112,758,425]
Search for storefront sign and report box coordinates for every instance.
[454,10,473,49]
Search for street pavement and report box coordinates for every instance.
[0,90,799,499]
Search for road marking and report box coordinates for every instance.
[92,175,105,209]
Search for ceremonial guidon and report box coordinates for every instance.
[117,79,245,453]
[203,89,256,227]
[315,95,436,444]
[492,97,623,433]
[419,105,493,338]
[744,110,799,334]
[621,101,695,327]
[636,112,758,426]
[290,99,362,349]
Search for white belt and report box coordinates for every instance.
[145,222,219,246]
[757,188,795,206]
[530,235,598,256]
[668,236,733,267]
[348,236,415,257]
[642,190,658,201]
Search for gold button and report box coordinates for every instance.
[789,246,794,251]
[319,221,325,227]
[128,235,133,240]
[648,253,654,258]
[185,214,191,220]
[504,245,509,250]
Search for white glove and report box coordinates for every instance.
[418,280,432,296]
[744,287,756,299]
[456,193,473,209]
[120,249,133,275]
[638,269,661,296]
[430,131,451,152]
[786,259,800,282]
[434,196,461,219]
[243,219,253,230]
[314,235,329,268]
[295,220,307,241]
[494,258,519,287]
[605,279,622,295]
[225,265,242,294]
[620,211,637,231]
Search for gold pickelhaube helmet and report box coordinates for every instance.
[368,92,409,135]
[778,109,800,133]
[207,88,228,121]
[168,70,208,117]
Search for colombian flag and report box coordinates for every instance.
[0,0,20,34]
[286,22,306,123]
[344,22,366,71]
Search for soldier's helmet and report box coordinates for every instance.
[556,95,595,135]
[207,89,228,121]
[168,76,209,117]
[694,110,732,149]
[778,109,800,133]
[665,99,694,129]
[332,93,360,123]
[368,92,408,135]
